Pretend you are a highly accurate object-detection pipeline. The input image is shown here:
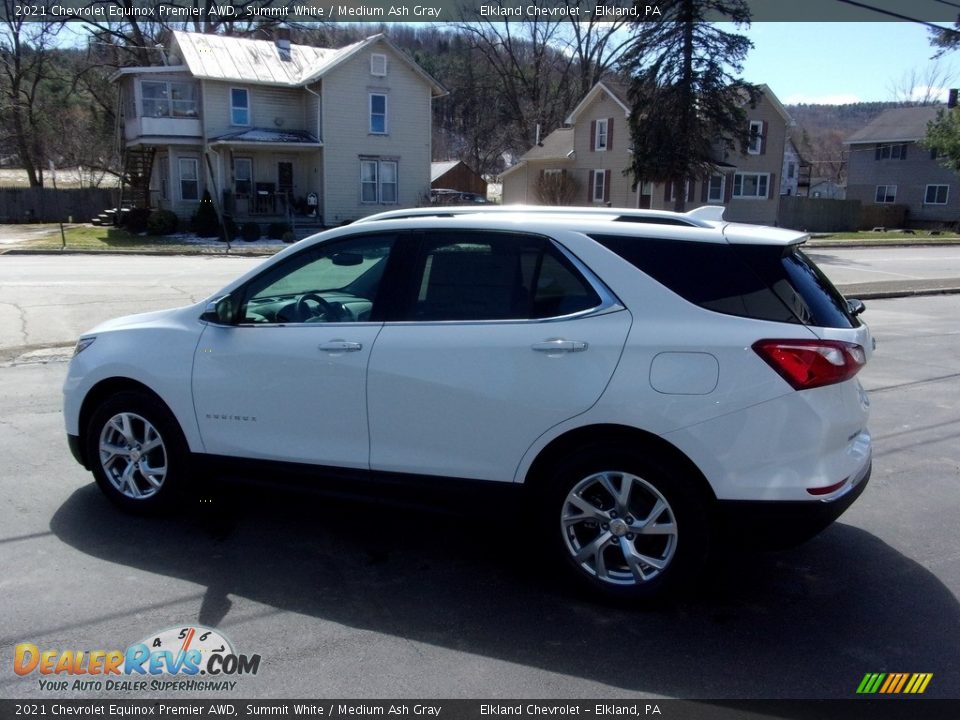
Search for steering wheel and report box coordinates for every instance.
[296,293,341,322]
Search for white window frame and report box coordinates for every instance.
[747,120,764,155]
[595,118,608,151]
[231,88,250,126]
[543,168,563,177]
[234,157,252,197]
[707,174,725,203]
[592,169,606,202]
[924,184,948,205]
[178,158,200,201]
[733,172,770,199]
[360,159,399,205]
[140,80,198,118]
[369,93,388,135]
[370,53,387,76]
[875,185,897,204]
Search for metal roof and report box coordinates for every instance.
[168,31,445,96]
[171,31,343,86]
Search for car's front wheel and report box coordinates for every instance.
[86,391,188,513]
[543,446,711,603]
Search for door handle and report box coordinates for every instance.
[318,340,362,352]
[531,339,588,353]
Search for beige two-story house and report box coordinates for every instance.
[112,30,445,227]
[502,80,792,225]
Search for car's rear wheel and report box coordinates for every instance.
[543,446,711,603]
[86,391,188,513]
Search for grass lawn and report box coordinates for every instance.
[810,230,960,243]
[20,224,284,255]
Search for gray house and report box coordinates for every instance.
[845,105,959,226]
[111,29,445,227]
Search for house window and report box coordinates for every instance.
[234,158,252,197]
[370,93,387,134]
[592,169,606,202]
[544,169,563,177]
[141,80,198,118]
[231,88,250,126]
[875,185,897,203]
[666,179,695,202]
[875,143,907,160]
[370,53,387,76]
[360,159,398,204]
[787,162,796,179]
[924,184,949,204]
[733,172,769,199]
[708,174,725,203]
[595,118,608,151]
[179,158,199,201]
[747,120,764,154]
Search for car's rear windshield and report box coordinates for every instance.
[589,234,859,329]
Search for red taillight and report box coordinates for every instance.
[752,339,866,390]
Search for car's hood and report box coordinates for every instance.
[83,303,202,336]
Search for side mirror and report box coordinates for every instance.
[847,298,866,317]
[201,295,237,325]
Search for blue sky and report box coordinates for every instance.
[733,22,956,104]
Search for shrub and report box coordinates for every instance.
[282,230,296,244]
[146,209,179,236]
[240,221,261,242]
[267,222,291,240]
[191,190,220,237]
[124,207,151,233]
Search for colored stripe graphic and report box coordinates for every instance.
[857,672,932,694]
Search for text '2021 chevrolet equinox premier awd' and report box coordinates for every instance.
[64,205,872,602]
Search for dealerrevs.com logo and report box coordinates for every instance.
[14,626,261,693]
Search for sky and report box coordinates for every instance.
[729,22,956,105]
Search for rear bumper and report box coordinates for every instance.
[716,460,871,548]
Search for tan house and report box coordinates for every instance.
[111,29,445,227]
[502,80,792,225]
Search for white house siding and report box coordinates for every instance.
[501,164,529,204]
[573,93,633,207]
[202,82,306,140]
[502,159,577,204]
[320,45,432,224]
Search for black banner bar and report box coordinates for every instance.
[1,700,959,720]
[2,0,960,23]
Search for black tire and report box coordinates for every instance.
[85,391,189,514]
[538,444,711,604]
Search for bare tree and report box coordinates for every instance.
[535,171,579,205]
[888,61,955,105]
[0,9,62,187]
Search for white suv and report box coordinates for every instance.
[64,206,872,601]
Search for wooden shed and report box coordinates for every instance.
[431,160,488,196]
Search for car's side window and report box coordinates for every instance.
[408,232,601,322]
[239,235,395,324]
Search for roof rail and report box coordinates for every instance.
[355,204,724,228]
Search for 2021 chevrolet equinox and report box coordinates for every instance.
[64,205,873,601]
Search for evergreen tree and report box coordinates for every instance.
[621,0,759,211]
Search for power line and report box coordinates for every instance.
[930,0,960,10]
[834,0,960,34]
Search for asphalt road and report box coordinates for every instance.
[0,254,957,701]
